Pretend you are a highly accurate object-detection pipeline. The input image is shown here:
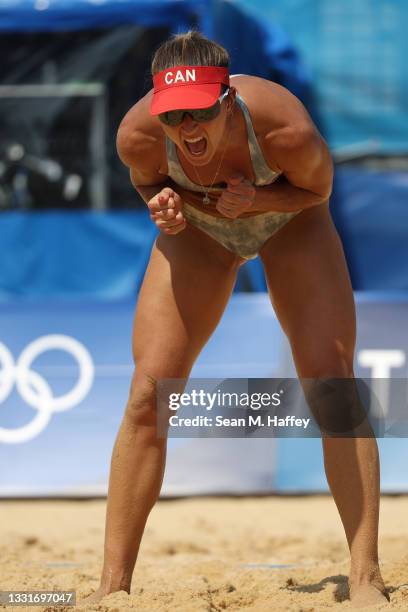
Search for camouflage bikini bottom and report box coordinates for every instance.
[183,202,299,260]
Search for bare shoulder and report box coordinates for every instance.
[232,74,330,178]
[231,74,319,143]
[116,89,166,177]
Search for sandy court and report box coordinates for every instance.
[0,495,407,611]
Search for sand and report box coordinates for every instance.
[1,495,407,611]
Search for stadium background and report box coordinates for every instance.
[1,0,408,496]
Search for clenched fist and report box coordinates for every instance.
[216,174,256,219]
[148,187,186,235]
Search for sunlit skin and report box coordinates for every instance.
[79,74,389,608]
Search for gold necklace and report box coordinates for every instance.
[190,127,232,205]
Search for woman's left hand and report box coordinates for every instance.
[216,174,256,219]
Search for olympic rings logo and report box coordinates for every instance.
[0,335,94,444]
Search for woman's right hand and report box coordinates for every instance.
[147,187,186,235]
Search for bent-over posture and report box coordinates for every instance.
[83,31,389,608]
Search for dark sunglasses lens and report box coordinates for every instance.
[192,102,221,122]
[158,111,184,126]
[158,100,222,126]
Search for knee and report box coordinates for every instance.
[304,377,369,436]
[124,370,158,429]
[294,339,354,379]
[293,341,370,436]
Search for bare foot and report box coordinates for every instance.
[350,582,390,608]
[77,587,106,608]
[77,587,129,608]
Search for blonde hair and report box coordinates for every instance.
[151,30,229,75]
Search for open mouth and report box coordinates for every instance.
[184,136,207,156]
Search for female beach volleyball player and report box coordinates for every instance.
[84,32,389,607]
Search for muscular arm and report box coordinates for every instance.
[253,123,333,213]
[116,110,186,234]
[116,120,170,204]
[132,181,171,206]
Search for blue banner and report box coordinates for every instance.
[0,211,157,300]
[1,293,408,495]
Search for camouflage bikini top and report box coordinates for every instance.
[165,93,281,194]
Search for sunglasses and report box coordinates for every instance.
[158,89,229,127]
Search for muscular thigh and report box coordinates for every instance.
[259,204,356,377]
[132,223,241,380]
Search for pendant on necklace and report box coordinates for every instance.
[203,194,210,205]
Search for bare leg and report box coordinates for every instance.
[82,226,241,603]
[322,438,386,607]
[260,204,388,607]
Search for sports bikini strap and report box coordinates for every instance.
[235,93,281,185]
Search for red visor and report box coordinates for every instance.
[150,65,230,116]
